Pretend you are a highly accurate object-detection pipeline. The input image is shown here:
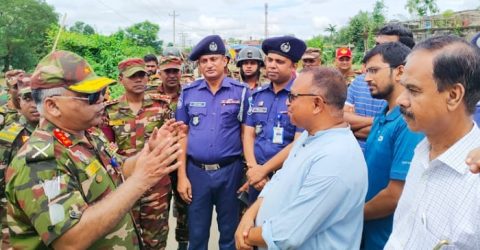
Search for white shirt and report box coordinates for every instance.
[385,124,480,249]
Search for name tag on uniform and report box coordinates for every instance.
[272,127,284,144]
[221,99,240,105]
[108,120,125,126]
[251,107,268,113]
[189,102,206,107]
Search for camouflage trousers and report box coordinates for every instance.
[0,197,10,250]
[170,171,189,243]
[132,177,171,250]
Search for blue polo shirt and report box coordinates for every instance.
[175,77,249,163]
[245,79,301,164]
[363,105,424,250]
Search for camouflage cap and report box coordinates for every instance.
[159,56,182,71]
[118,58,146,77]
[302,47,321,60]
[17,74,32,95]
[31,51,115,94]
[5,69,25,87]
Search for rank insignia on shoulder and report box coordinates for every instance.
[53,128,72,147]
[150,94,172,103]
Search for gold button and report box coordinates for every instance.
[95,175,103,183]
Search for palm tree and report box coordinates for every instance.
[324,24,337,40]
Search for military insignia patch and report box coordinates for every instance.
[209,42,218,52]
[280,42,291,53]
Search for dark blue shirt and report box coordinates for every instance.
[363,105,424,250]
[245,79,301,164]
[176,77,249,163]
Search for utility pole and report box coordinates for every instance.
[265,3,268,39]
[169,10,179,46]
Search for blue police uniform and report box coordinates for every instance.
[243,35,306,204]
[245,79,301,203]
[176,35,249,250]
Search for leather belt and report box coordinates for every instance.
[188,155,241,171]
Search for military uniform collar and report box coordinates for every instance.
[19,116,37,134]
[158,84,181,99]
[40,119,92,149]
[267,76,295,93]
[117,94,155,110]
[198,76,232,90]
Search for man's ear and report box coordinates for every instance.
[446,83,465,112]
[44,98,61,118]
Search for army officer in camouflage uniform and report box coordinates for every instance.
[105,58,173,249]
[5,51,182,249]
[0,75,39,249]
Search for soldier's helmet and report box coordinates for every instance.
[162,47,182,57]
[236,46,264,67]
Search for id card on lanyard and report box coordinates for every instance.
[272,114,284,144]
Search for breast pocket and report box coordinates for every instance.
[188,107,208,129]
[221,104,240,128]
[78,160,114,203]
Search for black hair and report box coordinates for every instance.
[414,35,480,114]
[143,54,158,64]
[377,23,415,49]
[302,67,347,110]
[363,42,411,68]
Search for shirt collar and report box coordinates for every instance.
[198,76,231,90]
[436,123,479,174]
[39,119,91,148]
[378,105,402,123]
[267,77,295,93]
[118,94,154,110]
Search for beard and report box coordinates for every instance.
[371,82,394,100]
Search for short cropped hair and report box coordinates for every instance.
[303,67,347,110]
[377,23,415,49]
[363,42,411,68]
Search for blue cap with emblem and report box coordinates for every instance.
[471,32,480,49]
[189,35,226,61]
[262,36,306,63]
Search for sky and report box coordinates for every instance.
[45,0,479,47]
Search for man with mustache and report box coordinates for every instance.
[361,42,423,249]
[385,35,480,249]
[5,50,182,249]
[105,58,174,249]
[0,75,39,248]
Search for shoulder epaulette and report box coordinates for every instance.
[148,93,171,103]
[26,130,55,163]
[104,99,119,107]
[0,122,25,144]
[182,80,201,91]
[252,85,268,95]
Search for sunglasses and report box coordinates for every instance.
[54,88,106,105]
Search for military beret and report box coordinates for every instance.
[471,32,480,49]
[261,36,306,63]
[118,58,146,77]
[189,35,226,61]
[31,51,115,94]
[159,56,182,71]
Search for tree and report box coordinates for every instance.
[69,21,95,35]
[0,0,58,72]
[324,24,337,39]
[121,21,163,53]
[406,0,439,17]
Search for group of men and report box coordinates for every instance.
[1,21,480,250]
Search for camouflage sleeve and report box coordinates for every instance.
[0,143,9,198]
[5,146,88,247]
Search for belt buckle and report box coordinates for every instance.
[203,164,220,171]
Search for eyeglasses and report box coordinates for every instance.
[287,92,322,103]
[54,88,106,105]
[365,66,392,75]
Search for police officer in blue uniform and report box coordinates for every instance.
[175,35,249,250]
[242,36,306,204]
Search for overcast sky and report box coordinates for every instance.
[45,0,479,47]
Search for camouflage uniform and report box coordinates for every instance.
[146,74,162,93]
[5,50,142,249]
[0,116,36,249]
[106,59,173,249]
[5,120,140,249]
